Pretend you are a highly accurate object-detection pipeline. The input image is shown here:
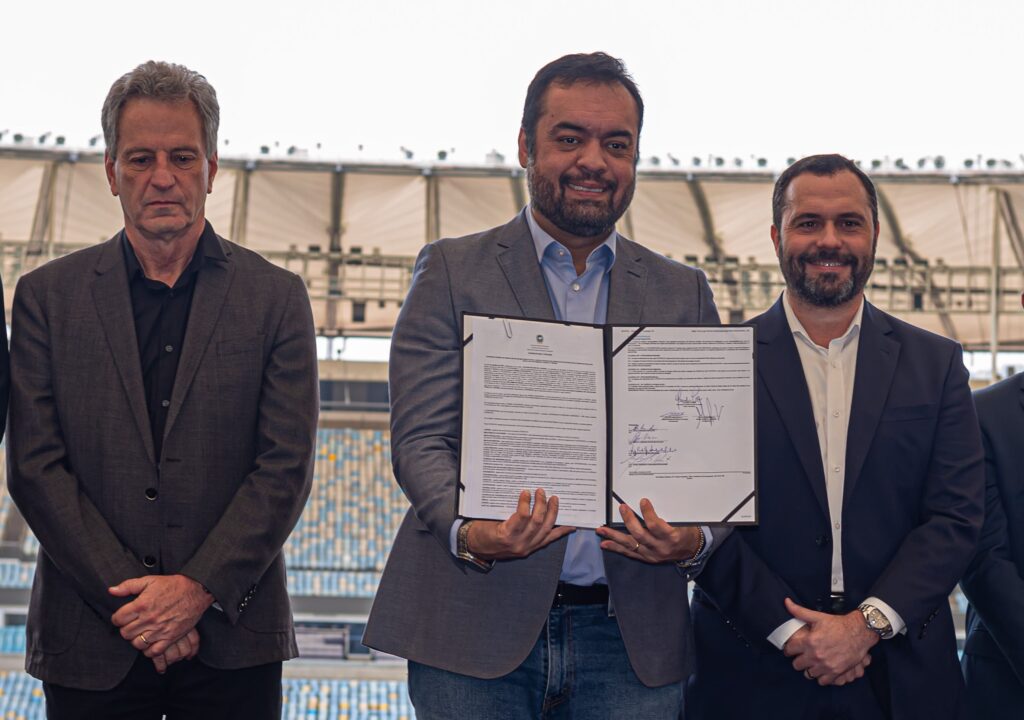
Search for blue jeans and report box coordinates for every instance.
[408,603,683,719]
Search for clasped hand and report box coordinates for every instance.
[782,597,878,686]
[109,574,215,673]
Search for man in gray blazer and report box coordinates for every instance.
[363,52,720,718]
[7,61,318,719]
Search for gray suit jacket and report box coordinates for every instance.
[363,210,720,687]
[7,229,319,690]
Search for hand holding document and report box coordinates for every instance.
[467,489,576,561]
[458,314,757,528]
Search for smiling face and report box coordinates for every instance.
[104,97,217,245]
[519,80,638,250]
[771,170,879,309]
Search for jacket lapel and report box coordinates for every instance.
[91,235,156,466]
[755,298,829,518]
[844,302,900,503]
[606,236,647,325]
[162,237,234,443]
[495,210,556,321]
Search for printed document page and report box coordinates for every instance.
[459,315,606,527]
[609,325,756,524]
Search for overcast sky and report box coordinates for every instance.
[3,0,1022,168]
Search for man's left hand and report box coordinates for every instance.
[109,574,215,658]
[782,597,879,684]
[596,499,702,563]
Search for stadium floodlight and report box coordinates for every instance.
[691,156,701,167]
[667,153,680,166]
[38,132,51,144]
[56,136,65,146]
[964,159,974,168]
[260,145,270,155]
[871,159,882,170]
[714,156,724,167]
[437,150,448,161]
[733,157,742,168]
[934,156,946,169]
[400,146,414,160]
[757,157,767,167]
[894,158,908,170]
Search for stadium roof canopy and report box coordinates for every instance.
[1,147,1022,349]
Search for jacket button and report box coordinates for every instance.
[143,556,157,568]
[145,488,158,500]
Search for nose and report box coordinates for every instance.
[150,156,175,189]
[575,139,608,174]
[818,221,842,248]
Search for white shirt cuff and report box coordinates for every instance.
[768,618,807,650]
[863,596,907,636]
[696,525,714,561]
[449,519,463,556]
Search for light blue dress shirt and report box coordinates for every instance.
[451,207,713,585]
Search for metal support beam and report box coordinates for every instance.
[425,171,441,244]
[324,169,346,333]
[229,166,252,246]
[876,187,958,339]
[26,161,58,266]
[995,190,1024,270]
[686,178,724,260]
[991,195,1001,380]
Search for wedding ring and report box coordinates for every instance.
[633,541,641,552]
[804,669,815,680]
[139,634,150,645]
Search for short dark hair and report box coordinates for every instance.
[772,154,878,229]
[520,52,643,159]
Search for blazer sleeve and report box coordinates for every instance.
[7,274,143,618]
[959,412,1024,683]
[179,272,318,622]
[866,345,984,625]
[387,242,465,547]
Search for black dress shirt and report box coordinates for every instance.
[123,224,214,458]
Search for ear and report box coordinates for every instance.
[770,224,781,257]
[207,152,219,193]
[517,128,529,169]
[104,151,118,196]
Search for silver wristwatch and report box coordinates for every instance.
[858,603,894,640]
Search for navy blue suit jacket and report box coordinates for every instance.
[960,372,1024,715]
[687,298,984,720]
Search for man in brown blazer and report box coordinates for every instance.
[7,61,318,719]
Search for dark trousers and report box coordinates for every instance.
[43,655,282,720]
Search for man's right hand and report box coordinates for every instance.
[468,489,575,560]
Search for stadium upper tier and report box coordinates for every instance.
[1,147,1022,347]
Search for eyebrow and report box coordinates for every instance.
[548,121,634,141]
[121,145,201,155]
[791,211,868,221]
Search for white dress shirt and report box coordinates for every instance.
[767,291,905,649]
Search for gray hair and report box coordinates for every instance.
[101,60,219,159]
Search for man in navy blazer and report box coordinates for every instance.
[686,154,984,720]
[959,292,1024,718]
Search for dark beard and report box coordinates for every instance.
[527,165,634,238]
[780,246,873,308]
